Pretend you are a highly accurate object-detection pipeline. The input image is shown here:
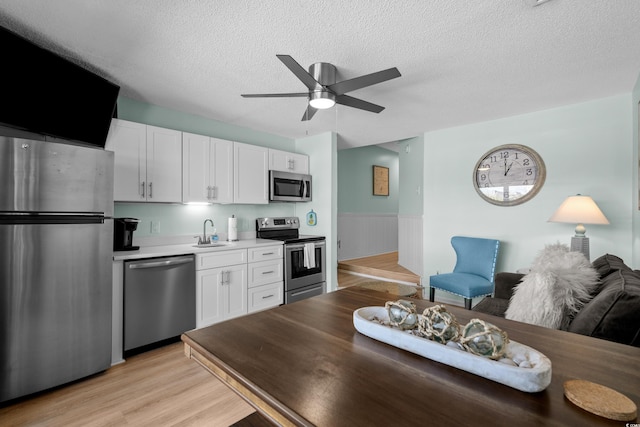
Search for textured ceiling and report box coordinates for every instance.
[1,0,639,149]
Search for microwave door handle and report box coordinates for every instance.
[302,180,307,197]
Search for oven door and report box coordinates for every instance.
[284,240,326,291]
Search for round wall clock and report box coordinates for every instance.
[473,144,546,206]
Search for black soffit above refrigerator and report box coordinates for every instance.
[0,25,120,148]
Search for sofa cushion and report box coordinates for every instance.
[568,268,640,347]
[591,253,632,278]
[505,243,599,330]
[472,297,510,317]
[493,272,524,300]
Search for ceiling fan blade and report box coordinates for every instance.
[301,105,317,121]
[335,94,385,113]
[277,54,320,91]
[241,92,309,98]
[328,67,401,95]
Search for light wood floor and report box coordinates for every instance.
[0,253,425,427]
[338,251,421,287]
[338,252,465,306]
[0,342,254,427]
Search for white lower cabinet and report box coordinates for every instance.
[248,282,283,314]
[196,250,247,328]
[195,245,283,327]
[247,245,283,313]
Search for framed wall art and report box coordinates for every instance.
[373,165,389,196]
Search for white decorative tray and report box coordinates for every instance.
[353,306,552,393]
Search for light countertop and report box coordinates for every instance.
[113,238,283,261]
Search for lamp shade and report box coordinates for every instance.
[548,195,608,260]
[548,195,609,225]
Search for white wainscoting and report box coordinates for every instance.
[398,214,423,276]
[338,213,398,261]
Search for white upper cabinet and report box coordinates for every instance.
[145,125,183,202]
[268,149,309,174]
[234,142,268,204]
[182,132,233,204]
[106,119,182,202]
[106,119,146,202]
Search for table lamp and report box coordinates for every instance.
[548,195,609,260]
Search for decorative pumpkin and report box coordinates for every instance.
[418,305,461,344]
[385,300,418,330]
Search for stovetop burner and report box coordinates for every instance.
[256,217,325,244]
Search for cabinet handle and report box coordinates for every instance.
[262,252,274,256]
[206,186,211,199]
[261,271,274,275]
[141,181,145,198]
[219,270,226,285]
[262,294,274,299]
[148,182,153,198]
[212,186,217,200]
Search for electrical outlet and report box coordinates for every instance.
[151,221,160,234]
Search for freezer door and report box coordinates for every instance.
[0,137,114,215]
[0,220,113,402]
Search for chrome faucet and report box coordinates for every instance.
[199,219,214,245]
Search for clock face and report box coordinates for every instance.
[473,144,546,206]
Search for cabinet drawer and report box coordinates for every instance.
[196,249,247,270]
[248,281,283,313]
[248,259,283,288]
[248,245,283,262]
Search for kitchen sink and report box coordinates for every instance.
[192,242,229,248]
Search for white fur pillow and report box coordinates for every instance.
[505,243,599,330]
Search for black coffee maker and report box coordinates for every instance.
[114,218,140,251]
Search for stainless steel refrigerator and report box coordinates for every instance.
[0,137,114,403]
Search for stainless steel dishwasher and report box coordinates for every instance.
[124,255,196,352]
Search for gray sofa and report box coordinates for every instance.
[473,253,640,347]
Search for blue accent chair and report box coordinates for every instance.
[429,236,500,310]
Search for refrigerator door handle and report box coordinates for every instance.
[0,212,106,224]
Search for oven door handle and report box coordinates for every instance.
[286,241,326,250]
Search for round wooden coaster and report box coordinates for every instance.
[564,379,637,421]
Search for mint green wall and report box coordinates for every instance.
[295,132,338,291]
[423,95,634,276]
[398,136,424,215]
[337,145,399,213]
[113,96,296,238]
[117,97,294,149]
[115,203,293,238]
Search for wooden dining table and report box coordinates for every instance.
[182,286,639,426]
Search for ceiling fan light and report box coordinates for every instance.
[309,91,335,109]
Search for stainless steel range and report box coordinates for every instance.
[256,217,326,304]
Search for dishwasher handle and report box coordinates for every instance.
[127,256,194,269]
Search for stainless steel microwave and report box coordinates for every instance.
[269,170,312,202]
